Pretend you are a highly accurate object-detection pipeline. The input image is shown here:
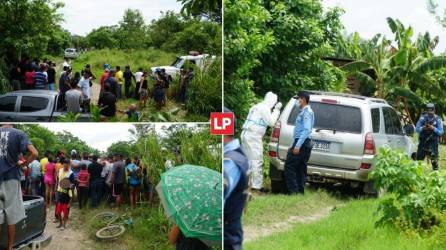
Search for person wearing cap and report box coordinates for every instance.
[100,65,111,93]
[241,91,282,193]
[223,108,249,250]
[284,91,314,195]
[416,103,444,170]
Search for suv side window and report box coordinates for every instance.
[20,96,49,112]
[371,108,380,133]
[0,96,17,112]
[383,107,402,135]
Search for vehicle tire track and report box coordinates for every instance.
[243,206,335,242]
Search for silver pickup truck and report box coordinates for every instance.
[0,90,91,122]
[0,195,52,250]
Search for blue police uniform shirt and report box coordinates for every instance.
[416,114,444,136]
[293,104,315,148]
[224,139,242,201]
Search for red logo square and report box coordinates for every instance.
[210,112,234,135]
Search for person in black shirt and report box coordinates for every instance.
[123,66,135,99]
[10,63,22,91]
[58,67,72,110]
[47,62,56,91]
[88,155,103,208]
[104,70,119,98]
[98,84,117,121]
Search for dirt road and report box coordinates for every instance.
[44,205,94,250]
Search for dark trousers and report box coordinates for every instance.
[179,85,187,102]
[284,140,312,194]
[125,81,132,98]
[417,136,439,170]
[78,186,89,209]
[135,82,140,99]
[90,179,103,208]
[117,84,122,99]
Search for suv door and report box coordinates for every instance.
[16,96,51,122]
[383,107,406,151]
[0,95,18,121]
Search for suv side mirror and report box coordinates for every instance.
[404,124,415,136]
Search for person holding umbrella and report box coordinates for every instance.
[157,164,222,249]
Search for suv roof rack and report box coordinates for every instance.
[296,90,388,104]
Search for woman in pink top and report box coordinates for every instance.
[44,157,56,206]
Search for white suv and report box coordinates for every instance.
[268,91,416,194]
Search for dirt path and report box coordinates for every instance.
[243,206,335,242]
[44,205,95,250]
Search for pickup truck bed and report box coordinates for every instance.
[0,195,51,250]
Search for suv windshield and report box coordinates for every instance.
[171,57,183,67]
[287,101,362,133]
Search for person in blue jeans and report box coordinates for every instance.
[88,155,103,208]
[284,91,314,195]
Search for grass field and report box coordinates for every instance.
[243,194,445,250]
[46,49,210,122]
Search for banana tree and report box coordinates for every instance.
[342,18,446,123]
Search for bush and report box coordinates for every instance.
[186,59,222,116]
[370,147,446,231]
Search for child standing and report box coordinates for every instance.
[77,164,90,209]
[56,159,74,230]
[139,71,149,108]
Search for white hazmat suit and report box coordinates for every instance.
[241,92,282,190]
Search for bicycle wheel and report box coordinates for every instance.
[93,212,117,224]
[96,225,126,239]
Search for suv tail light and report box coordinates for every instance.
[360,163,372,169]
[363,132,375,155]
[271,121,281,143]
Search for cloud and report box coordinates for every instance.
[322,0,446,53]
[38,123,206,152]
[58,0,182,35]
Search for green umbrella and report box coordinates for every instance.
[156,164,222,246]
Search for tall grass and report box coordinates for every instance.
[135,126,221,185]
[70,49,177,79]
[186,58,222,115]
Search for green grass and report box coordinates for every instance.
[244,194,446,250]
[243,190,342,227]
[78,203,173,250]
[70,49,176,79]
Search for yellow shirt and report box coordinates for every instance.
[55,163,63,174]
[40,157,48,174]
[115,70,124,85]
[57,168,73,197]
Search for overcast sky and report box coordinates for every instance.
[323,0,446,53]
[40,123,204,152]
[58,0,182,36]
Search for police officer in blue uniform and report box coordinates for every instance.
[223,108,249,250]
[416,103,444,170]
[284,91,315,195]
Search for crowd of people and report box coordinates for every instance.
[9,56,196,121]
[21,149,155,229]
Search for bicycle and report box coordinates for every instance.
[93,211,133,239]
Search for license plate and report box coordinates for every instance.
[313,140,330,151]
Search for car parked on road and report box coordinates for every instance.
[0,195,52,250]
[64,48,79,59]
[0,90,90,122]
[268,91,416,194]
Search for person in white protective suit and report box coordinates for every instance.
[241,92,282,191]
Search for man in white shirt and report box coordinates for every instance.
[134,68,144,99]
[78,72,91,112]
